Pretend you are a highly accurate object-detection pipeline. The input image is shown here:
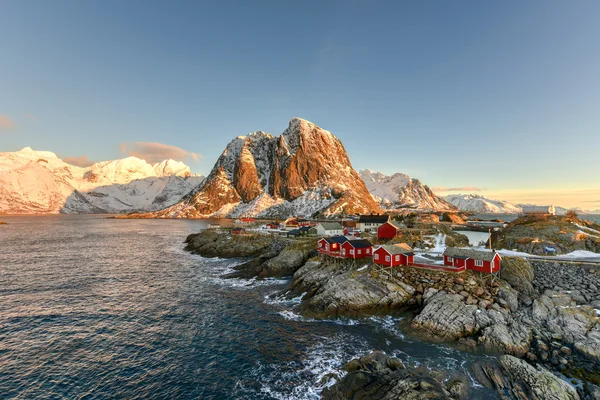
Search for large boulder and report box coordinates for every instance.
[500,257,535,301]
[410,292,489,341]
[473,355,579,400]
[257,248,310,278]
[479,322,532,357]
[322,351,469,400]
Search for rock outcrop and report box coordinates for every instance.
[291,261,415,318]
[322,351,470,400]
[473,355,580,400]
[150,118,381,218]
[184,230,273,259]
[500,257,536,302]
[491,215,600,254]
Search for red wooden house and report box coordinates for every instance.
[266,223,279,229]
[295,218,311,228]
[377,221,404,239]
[373,244,414,267]
[443,247,501,273]
[239,217,256,223]
[232,227,246,235]
[317,236,348,255]
[341,239,373,259]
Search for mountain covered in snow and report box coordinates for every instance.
[442,194,522,214]
[146,118,381,218]
[442,194,598,215]
[0,147,204,214]
[359,170,457,212]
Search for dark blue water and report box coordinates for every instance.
[0,215,497,399]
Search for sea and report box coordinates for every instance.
[0,215,499,399]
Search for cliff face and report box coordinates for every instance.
[153,118,381,218]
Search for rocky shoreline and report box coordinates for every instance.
[185,230,600,399]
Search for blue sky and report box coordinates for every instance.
[1,1,599,208]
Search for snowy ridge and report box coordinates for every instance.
[443,194,598,215]
[443,194,522,214]
[0,147,204,214]
[359,169,456,212]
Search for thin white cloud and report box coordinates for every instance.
[119,142,202,164]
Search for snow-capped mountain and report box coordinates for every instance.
[359,170,457,212]
[443,194,522,214]
[0,147,204,214]
[147,118,381,218]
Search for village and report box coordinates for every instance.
[226,214,502,276]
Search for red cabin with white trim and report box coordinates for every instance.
[340,239,373,259]
[443,248,501,273]
[317,236,347,255]
[373,244,414,267]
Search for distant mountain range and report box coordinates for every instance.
[441,193,600,215]
[359,170,456,212]
[0,147,204,214]
[4,120,595,218]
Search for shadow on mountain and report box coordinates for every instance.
[60,175,205,215]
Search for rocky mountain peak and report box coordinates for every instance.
[150,118,381,218]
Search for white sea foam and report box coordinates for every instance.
[252,333,371,400]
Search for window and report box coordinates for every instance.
[374,253,379,260]
[358,249,362,255]
[395,255,400,261]
[350,249,355,255]
[447,257,453,263]
[385,255,390,262]
[475,260,484,267]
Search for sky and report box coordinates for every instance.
[1,0,599,209]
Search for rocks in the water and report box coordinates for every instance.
[473,355,580,400]
[184,229,273,258]
[256,248,310,278]
[322,351,469,400]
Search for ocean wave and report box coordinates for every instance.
[251,333,371,400]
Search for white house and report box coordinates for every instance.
[357,215,390,232]
[313,222,344,236]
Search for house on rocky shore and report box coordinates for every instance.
[443,247,501,273]
[317,236,348,256]
[341,239,373,259]
[373,243,414,267]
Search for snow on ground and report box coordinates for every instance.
[496,249,600,260]
[575,223,600,236]
[562,250,600,259]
